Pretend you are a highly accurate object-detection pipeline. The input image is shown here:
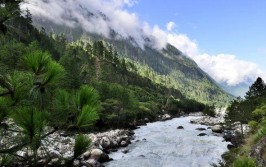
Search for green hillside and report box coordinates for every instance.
[32,18,233,106]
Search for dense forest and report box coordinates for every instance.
[0,1,227,166]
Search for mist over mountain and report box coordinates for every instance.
[20,0,235,104]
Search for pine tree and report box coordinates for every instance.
[245,77,266,100]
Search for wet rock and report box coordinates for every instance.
[223,130,234,142]
[161,114,171,121]
[98,152,111,163]
[227,144,235,150]
[177,126,184,129]
[197,133,207,136]
[196,127,206,131]
[82,159,103,167]
[122,148,129,154]
[83,151,91,160]
[120,140,128,147]
[211,125,223,133]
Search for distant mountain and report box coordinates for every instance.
[30,11,234,106]
[221,82,249,97]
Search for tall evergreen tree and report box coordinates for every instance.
[245,77,266,100]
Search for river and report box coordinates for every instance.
[105,116,229,167]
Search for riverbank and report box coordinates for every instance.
[1,112,236,167]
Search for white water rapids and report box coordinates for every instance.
[105,116,230,167]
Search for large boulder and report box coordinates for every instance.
[249,137,266,167]
[211,125,223,133]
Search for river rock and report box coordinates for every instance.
[83,151,91,159]
[249,136,266,167]
[196,127,206,131]
[122,148,129,154]
[227,144,235,150]
[120,140,128,147]
[211,125,223,133]
[190,116,223,126]
[223,130,234,142]
[100,136,112,148]
[98,152,111,163]
[177,126,184,129]
[82,159,103,167]
[161,114,171,121]
[197,133,207,136]
[90,149,103,160]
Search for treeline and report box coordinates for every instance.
[219,77,266,167]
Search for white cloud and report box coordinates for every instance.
[167,33,199,58]
[166,21,176,31]
[123,0,138,7]
[21,0,266,86]
[166,34,266,86]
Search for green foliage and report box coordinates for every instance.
[23,50,51,75]
[0,154,13,166]
[253,102,266,121]
[73,134,91,159]
[255,122,266,143]
[232,156,256,167]
[248,121,259,132]
[76,105,99,128]
[203,105,216,117]
[75,85,100,109]
[245,77,266,100]
[74,85,100,129]
[0,97,11,123]
[12,107,46,150]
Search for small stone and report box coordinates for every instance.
[51,158,59,164]
[122,148,129,154]
[73,160,80,166]
[16,151,27,158]
[196,128,206,131]
[197,133,207,136]
[83,151,91,159]
[100,136,111,148]
[120,141,128,147]
[177,126,184,129]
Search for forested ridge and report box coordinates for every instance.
[215,77,266,167]
[32,11,233,106]
[0,0,233,166]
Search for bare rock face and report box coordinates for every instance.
[249,137,266,167]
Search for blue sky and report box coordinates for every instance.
[126,0,266,71]
[22,0,266,87]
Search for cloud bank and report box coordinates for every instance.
[21,0,266,86]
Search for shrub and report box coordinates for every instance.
[203,105,216,117]
[232,156,256,167]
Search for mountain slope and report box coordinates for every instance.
[31,15,233,106]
